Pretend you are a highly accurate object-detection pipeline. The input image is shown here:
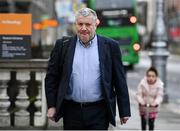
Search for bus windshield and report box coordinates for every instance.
[95,0,135,27]
[95,0,133,9]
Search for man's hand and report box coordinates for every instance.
[120,117,129,125]
[47,107,56,121]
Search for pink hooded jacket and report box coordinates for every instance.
[136,77,164,118]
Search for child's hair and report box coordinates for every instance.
[146,67,158,76]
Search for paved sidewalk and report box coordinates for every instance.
[109,89,141,130]
[110,89,180,130]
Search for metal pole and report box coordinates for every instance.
[148,0,169,103]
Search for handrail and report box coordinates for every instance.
[0,59,48,70]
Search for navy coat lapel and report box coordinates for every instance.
[64,36,77,78]
[97,35,107,69]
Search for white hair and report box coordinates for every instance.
[75,8,97,21]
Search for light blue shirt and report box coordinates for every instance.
[65,35,103,102]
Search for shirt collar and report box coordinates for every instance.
[78,35,96,48]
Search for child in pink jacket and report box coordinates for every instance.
[136,67,164,130]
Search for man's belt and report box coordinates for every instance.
[64,99,105,108]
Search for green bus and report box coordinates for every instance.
[87,0,140,67]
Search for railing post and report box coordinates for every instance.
[0,71,11,127]
[34,71,47,127]
[14,71,30,126]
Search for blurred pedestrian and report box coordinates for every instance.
[135,67,164,130]
[45,7,131,130]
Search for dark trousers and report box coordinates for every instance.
[141,116,155,130]
[63,99,109,130]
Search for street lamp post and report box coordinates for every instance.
[149,0,169,103]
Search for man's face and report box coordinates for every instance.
[75,15,97,44]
